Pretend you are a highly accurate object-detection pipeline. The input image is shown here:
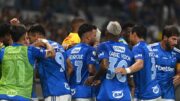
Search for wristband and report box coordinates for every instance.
[125,68,131,74]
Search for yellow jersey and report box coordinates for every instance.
[62,33,81,49]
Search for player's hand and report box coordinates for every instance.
[173,74,180,86]
[115,67,127,75]
[84,76,94,86]
[32,40,46,47]
[10,18,20,25]
[91,80,101,86]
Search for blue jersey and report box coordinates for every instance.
[150,42,180,99]
[0,43,46,101]
[36,40,71,98]
[66,43,96,98]
[133,41,161,100]
[97,41,133,101]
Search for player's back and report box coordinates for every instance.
[66,43,96,98]
[97,41,133,101]
[132,41,161,99]
[37,40,70,97]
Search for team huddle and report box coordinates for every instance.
[0,18,179,101]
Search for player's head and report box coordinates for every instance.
[162,25,179,50]
[28,24,46,44]
[121,22,134,44]
[10,24,27,45]
[106,21,122,41]
[0,23,13,46]
[130,24,147,45]
[71,18,86,33]
[78,23,97,46]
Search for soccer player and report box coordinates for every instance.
[66,23,97,101]
[85,21,134,101]
[28,24,72,101]
[0,24,54,101]
[115,24,161,101]
[150,25,180,101]
[62,18,86,50]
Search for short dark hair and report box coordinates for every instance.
[132,24,147,39]
[28,24,46,36]
[0,23,11,38]
[78,23,96,38]
[10,24,27,42]
[162,25,179,39]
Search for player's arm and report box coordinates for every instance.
[84,59,108,86]
[34,39,55,58]
[115,47,144,74]
[173,63,180,86]
[66,58,73,77]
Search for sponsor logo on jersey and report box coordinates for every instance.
[156,65,174,72]
[113,46,125,53]
[112,90,124,99]
[7,90,17,97]
[152,85,159,94]
[98,52,104,58]
[134,54,142,58]
[152,49,158,51]
[71,47,81,54]
[162,57,168,59]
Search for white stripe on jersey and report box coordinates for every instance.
[173,47,180,54]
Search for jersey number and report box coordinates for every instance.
[106,57,128,82]
[75,60,83,83]
[55,52,65,72]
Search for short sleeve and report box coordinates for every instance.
[97,43,109,61]
[132,46,144,60]
[28,46,46,59]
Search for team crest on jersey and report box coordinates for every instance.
[71,47,81,54]
[152,85,159,94]
[113,46,125,53]
[112,90,124,99]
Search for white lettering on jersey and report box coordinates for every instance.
[69,55,83,60]
[113,46,125,53]
[112,90,124,99]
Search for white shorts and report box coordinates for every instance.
[72,98,95,101]
[45,94,71,101]
[160,99,174,101]
[133,97,162,101]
